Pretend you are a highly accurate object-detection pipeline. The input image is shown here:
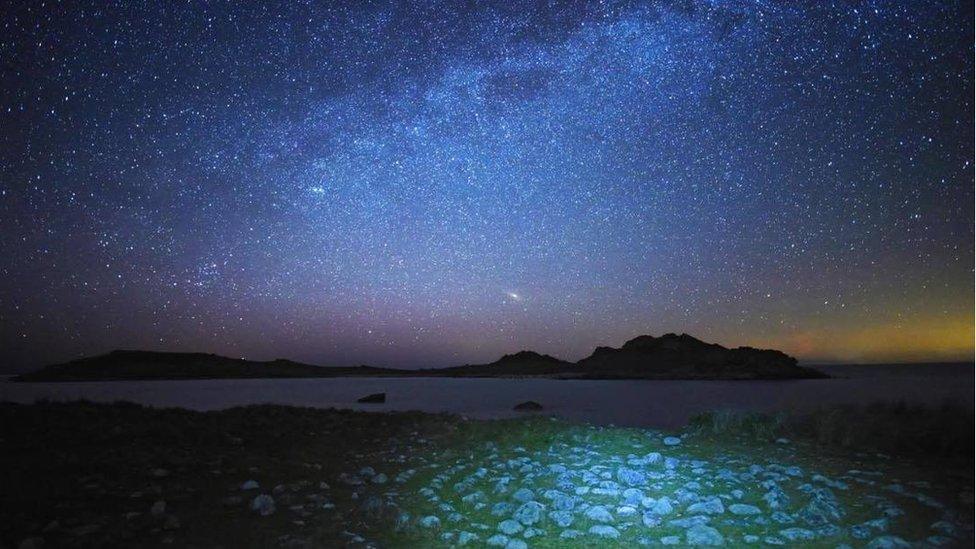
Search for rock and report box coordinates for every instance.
[150,500,166,516]
[550,491,575,511]
[419,515,441,529]
[866,536,912,549]
[670,516,710,528]
[69,524,100,537]
[18,538,44,549]
[686,524,725,545]
[505,540,528,549]
[371,473,388,484]
[560,530,583,539]
[771,511,794,524]
[241,480,259,490]
[513,502,544,525]
[647,496,674,515]
[458,531,479,545]
[498,519,522,535]
[930,520,958,537]
[617,467,645,486]
[763,486,790,509]
[486,534,509,546]
[687,497,725,515]
[492,502,515,516]
[743,534,759,543]
[523,527,544,538]
[222,495,243,507]
[729,503,761,515]
[462,491,485,505]
[513,401,543,411]
[642,511,662,527]
[661,535,682,545]
[779,528,815,541]
[512,488,535,503]
[663,436,682,446]
[251,494,276,516]
[584,505,614,523]
[338,472,364,486]
[550,510,574,527]
[617,505,638,517]
[357,392,386,403]
[622,487,644,505]
[799,487,843,526]
[152,468,170,478]
[589,525,621,539]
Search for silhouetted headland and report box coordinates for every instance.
[14,333,828,382]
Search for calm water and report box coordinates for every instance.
[1,363,971,428]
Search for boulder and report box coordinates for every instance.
[513,401,543,411]
[357,392,386,403]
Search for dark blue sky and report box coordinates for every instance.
[1,1,972,370]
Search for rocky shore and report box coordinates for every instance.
[1,401,971,548]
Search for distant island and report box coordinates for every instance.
[13,333,828,382]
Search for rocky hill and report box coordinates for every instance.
[419,351,577,378]
[14,335,827,381]
[13,350,403,382]
[574,333,827,380]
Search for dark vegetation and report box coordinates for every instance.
[689,401,975,468]
[0,400,455,548]
[15,333,828,382]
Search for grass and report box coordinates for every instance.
[688,402,975,465]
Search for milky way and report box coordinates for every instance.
[1,1,972,370]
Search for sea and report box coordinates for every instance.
[1,363,971,429]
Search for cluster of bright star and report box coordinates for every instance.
[0,1,972,369]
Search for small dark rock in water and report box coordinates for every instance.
[357,392,386,403]
[513,401,543,411]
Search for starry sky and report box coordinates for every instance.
[1,0,973,371]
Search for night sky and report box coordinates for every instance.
[1,1,972,371]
